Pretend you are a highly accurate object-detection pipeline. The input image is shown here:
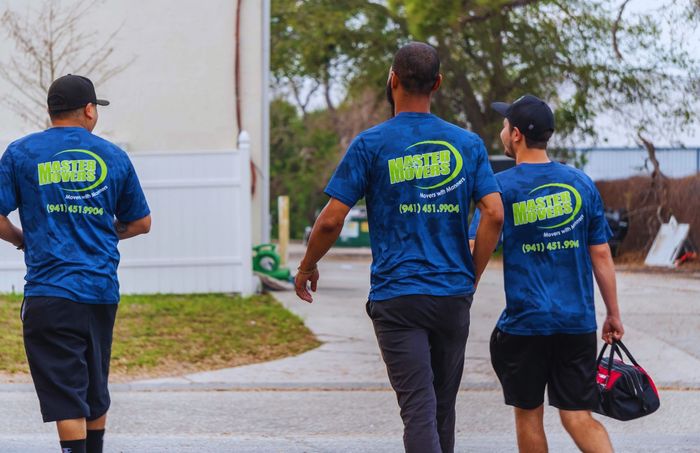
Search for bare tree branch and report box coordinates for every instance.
[0,0,132,129]
[637,132,665,179]
[613,0,632,61]
[288,77,320,118]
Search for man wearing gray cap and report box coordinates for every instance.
[0,74,151,453]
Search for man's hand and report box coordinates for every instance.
[602,315,624,344]
[294,267,320,303]
[293,198,351,303]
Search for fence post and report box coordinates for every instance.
[697,148,700,174]
[238,131,254,295]
[278,195,289,267]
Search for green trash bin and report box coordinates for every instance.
[336,207,370,248]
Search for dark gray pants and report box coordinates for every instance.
[367,294,472,453]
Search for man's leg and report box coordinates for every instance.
[85,304,118,453]
[548,333,608,452]
[86,414,107,453]
[369,299,441,453]
[490,328,550,453]
[559,410,613,453]
[514,406,548,453]
[22,298,91,453]
[57,418,86,440]
[57,418,87,452]
[430,296,471,453]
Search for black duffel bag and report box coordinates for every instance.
[594,340,660,421]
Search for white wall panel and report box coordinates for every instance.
[0,147,253,296]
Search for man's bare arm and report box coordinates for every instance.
[0,215,23,249]
[114,215,152,240]
[295,198,351,303]
[472,193,504,287]
[590,243,624,344]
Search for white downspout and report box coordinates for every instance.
[261,0,271,243]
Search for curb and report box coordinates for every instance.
[3,381,698,393]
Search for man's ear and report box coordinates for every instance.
[432,74,443,92]
[512,126,523,144]
[84,103,96,121]
[390,71,400,90]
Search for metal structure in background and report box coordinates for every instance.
[0,132,255,296]
[577,147,700,181]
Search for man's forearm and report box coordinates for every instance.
[591,246,621,317]
[472,215,502,283]
[299,219,344,270]
[0,216,23,248]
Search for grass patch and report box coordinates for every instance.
[0,293,320,380]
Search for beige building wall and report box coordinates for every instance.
[239,0,270,245]
[0,0,269,243]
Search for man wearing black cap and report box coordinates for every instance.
[295,42,504,453]
[470,95,624,452]
[0,74,151,453]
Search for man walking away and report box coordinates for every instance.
[0,74,151,453]
[294,42,504,453]
[471,94,624,453]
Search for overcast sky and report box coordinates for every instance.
[592,0,700,147]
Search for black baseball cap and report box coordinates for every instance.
[491,94,554,141]
[47,74,109,113]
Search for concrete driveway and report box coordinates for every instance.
[134,254,700,390]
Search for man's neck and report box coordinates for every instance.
[516,148,551,165]
[393,96,431,115]
[50,121,86,129]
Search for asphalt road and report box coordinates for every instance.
[1,390,699,452]
[1,255,699,452]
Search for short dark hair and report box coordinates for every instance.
[510,124,553,149]
[392,42,440,95]
[49,107,83,122]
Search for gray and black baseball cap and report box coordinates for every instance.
[491,94,554,142]
[47,74,109,113]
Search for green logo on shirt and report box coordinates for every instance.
[512,183,582,229]
[37,149,108,192]
[387,140,463,190]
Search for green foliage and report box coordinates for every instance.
[270,0,699,230]
[388,0,699,150]
[270,98,340,239]
[272,0,698,148]
[272,0,404,111]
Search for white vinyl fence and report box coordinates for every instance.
[578,147,700,181]
[0,133,254,296]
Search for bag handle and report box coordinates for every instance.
[597,339,640,371]
[615,340,640,367]
[596,342,609,367]
[595,342,617,383]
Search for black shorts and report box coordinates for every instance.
[22,296,118,422]
[490,327,598,411]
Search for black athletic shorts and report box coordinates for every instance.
[22,296,118,423]
[489,327,598,411]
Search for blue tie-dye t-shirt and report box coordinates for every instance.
[470,161,612,335]
[325,112,500,301]
[0,127,150,304]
